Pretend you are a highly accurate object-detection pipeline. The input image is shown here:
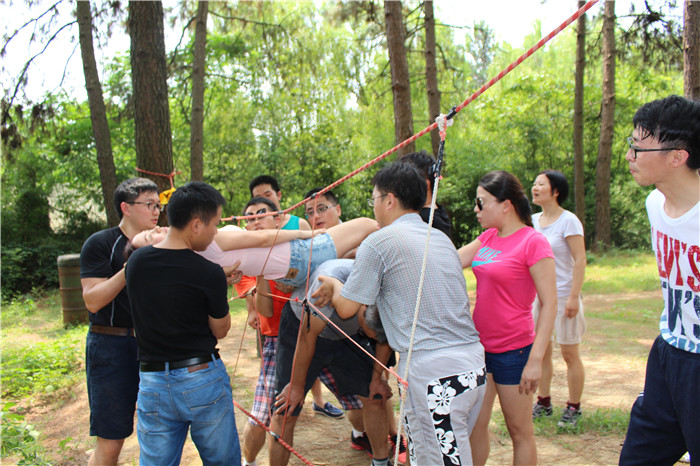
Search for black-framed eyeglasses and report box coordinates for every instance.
[244,208,270,219]
[475,197,485,211]
[367,194,388,207]
[305,204,337,218]
[127,201,164,213]
[626,137,680,160]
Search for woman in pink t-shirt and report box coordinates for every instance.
[458,170,557,465]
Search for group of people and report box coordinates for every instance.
[79,94,699,465]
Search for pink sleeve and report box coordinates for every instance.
[525,230,554,267]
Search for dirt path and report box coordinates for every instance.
[12,291,665,465]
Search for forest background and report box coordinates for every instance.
[0,0,692,300]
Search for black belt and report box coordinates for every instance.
[90,324,135,337]
[140,353,220,372]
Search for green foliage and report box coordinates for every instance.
[0,0,684,295]
[1,326,84,399]
[1,235,88,301]
[1,402,50,465]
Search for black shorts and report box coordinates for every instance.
[275,303,375,416]
[86,332,139,439]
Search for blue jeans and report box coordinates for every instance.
[137,356,241,466]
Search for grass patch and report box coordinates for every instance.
[2,290,86,401]
[592,298,659,324]
[583,250,658,294]
[491,407,629,439]
[1,326,85,400]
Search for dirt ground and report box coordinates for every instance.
[8,291,668,465]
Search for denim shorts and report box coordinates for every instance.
[484,344,532,385]
[278,233,337,288]
[137,356,240,465]
[86,331,139,439]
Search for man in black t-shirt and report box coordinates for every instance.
[399,151,454,243]
[80,177,161,466]
[125,181,241,465]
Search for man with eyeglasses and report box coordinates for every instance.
[237,197,294,466]
[314,162,485,465]
[303,187,407,462]
[80,177,161,465]
[619,95,700,465]
[304,187,342,230]
[237,197,346,466]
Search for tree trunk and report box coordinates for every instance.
[190,1,208,181]
[424,0,440,157]
[128,1,173,196]
[384,0,415,156]
[573,0,586,227]
[594,0,615,251]
[684,0,700,99]
[76,1,119,227]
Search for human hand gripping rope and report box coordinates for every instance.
[222,2,598,463]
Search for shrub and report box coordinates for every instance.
[1,235,86,302]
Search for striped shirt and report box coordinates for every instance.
[341,213,479,353]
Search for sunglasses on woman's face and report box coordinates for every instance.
[475,197,485,211]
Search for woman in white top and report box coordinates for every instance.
[530,170,587,428]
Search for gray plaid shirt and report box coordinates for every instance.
[342,213,479,353]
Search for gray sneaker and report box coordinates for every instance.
[557,406,582,427]
[532,401,553,419]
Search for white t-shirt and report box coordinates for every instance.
[646,189,700,354]
[532,210,584,298]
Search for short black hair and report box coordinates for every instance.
[167,181,226,229]
[371,162,426,211]
[249,175,281,195]
[113,178,158,219]
[399,151,437,190]
[537,170,569,205]
[633,95,700,170]
[479,170,532,227]
[242,197,279,216]
[304,187,339,206]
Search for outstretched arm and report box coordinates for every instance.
[214,228,324,251]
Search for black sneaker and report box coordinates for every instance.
[532,400,553,419]
[351,432,373,456]
[557,406,582,427]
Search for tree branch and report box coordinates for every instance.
[1,0,63,57]
[208,10,283,28]
[8,20,77,107]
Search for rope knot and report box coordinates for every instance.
[435,113,454,142]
